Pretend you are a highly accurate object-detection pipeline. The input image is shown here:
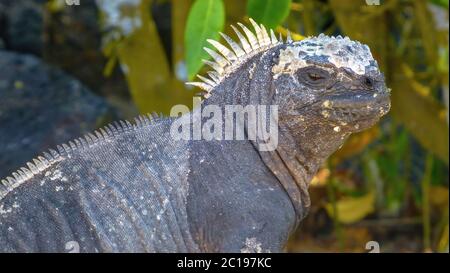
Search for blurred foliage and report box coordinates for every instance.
[97,0,195,114]
[45,0,448,252]
[247,0,292,29]
[325,190,376,224]
[430,0,449,8]
[185,0,225,80]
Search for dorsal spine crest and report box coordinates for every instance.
[186,18,283,97]
[0,114,163,200]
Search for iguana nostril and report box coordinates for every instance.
[363,76,374,89]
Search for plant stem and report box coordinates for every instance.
[421,153,434,251]
[326,166,344,250]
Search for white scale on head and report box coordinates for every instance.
[272,34,377,79]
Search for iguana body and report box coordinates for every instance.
[0,20,390,252]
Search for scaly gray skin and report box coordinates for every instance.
[0,20,390,253]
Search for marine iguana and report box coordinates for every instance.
[0,19,390,253]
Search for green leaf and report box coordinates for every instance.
[185,0,225,80]
[429,0,449,9]
[247,0,291,29]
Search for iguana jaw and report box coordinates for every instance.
[317,89,390,131]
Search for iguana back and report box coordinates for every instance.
[0,117,200,252]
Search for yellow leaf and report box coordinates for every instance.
[325,191,375,224]
[276,26,305,41]
[438,223,449,253]
[310,168,330,187]
[429,186,449,207]
[391,62,449,164]
[332,126,380,164]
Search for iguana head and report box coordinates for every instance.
[271,34,390,137]
[188,19,390,138]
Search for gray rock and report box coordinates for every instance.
[0,0,44,56]
[0,50,115,179]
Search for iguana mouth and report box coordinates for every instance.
[320,91,390,122]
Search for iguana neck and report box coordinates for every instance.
[202,61,254,106]
[259,123,349,225]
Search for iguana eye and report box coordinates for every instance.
[297,67,331,87]
[308,72,325,81]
